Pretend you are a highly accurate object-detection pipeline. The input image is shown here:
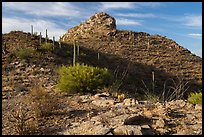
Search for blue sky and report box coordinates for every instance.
[2,2,202,57]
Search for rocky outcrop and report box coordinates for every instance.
[62,12,116,41]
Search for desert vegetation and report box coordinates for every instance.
[187,91,202,105]
[57,63,112,94]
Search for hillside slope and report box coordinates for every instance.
[61,12,202,98]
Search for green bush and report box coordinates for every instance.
[57,63,112,94]
[41,42,53,52]
[188,91,202,105]
[15,48,34,60]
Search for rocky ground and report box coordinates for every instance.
[2,86,202,135]
[2,59,202,135]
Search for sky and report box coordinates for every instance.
[2,2,202,57]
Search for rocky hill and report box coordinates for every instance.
[61,12,202,98]
[2,12,202,135]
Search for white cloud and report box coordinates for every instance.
[115,13,156,18]
[183,15,202,27]
[100,2,135,9]
[100,2,161,10]
[135,2,161,8]
[2,17,67,40]
[3,2,80,17]
[116,18,141,26]
[188,33,202,37]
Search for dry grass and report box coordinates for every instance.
[8,102,38,135]
[160,76,190,102]
[8,81,61,135]
[141,75,190,103]
[29,82,60,117]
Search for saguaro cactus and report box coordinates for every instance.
[146,35,150,50]
[39,32,42,45]
[45,29,48,44]
[98,53,100,61]
[31,25,33,36]
[53,36,55,50]
[2,42,7,54]
[152,71,155,93]
[59,36,61,48]
[73,40,76,66]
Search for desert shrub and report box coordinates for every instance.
[160,77,190,102]
[188,91,202,105]
[8,102,38,135]
[15,48,34,60]
[57,63,112,94]
[40,42,53,52]
[29,83,60,117]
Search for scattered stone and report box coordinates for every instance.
[25,67,33,72]
[13,84,27,92]
[114,102,124,108]
[40,67,45,72]
[123,98,133,106]
[143,109,153,117]
[194,104,202,110]
[141,125,155,135]
[92,98,115,107]
[124,115,152,125]
[63,121,111,135]
[94,92,110,98]
[110,114,129,126]
[185,102,194,109]
[113,125,142,135]
[153,118,165,128]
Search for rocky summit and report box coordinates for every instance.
[2,12,202,135]
[62,12,116,41]
[62,12,202,98]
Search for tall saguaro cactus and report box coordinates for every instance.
[2,42,7,54]
[152,71,155,93]
[146,35,150,50]
[53,36,55,50]
[59,36,62,48]
[45,29,48,44]
[97,53,100,61]
[73,40,76,66]
[39,32,42,46]
[31,25,33,36]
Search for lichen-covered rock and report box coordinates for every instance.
[63,121,111,135]
[113,125,142,135]
[92,98,115,107]
[86,12,116,29]
[61,12,116,42]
